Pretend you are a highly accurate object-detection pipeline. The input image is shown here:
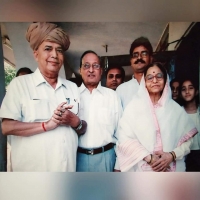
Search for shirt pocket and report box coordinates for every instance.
[22,99,50,122]
[97,107,114,125]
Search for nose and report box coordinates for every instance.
[152,76,157,83]
[173,88,177,93]
[51,49,58,58]
[88,65,94,72]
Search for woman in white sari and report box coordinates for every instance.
[116,62,198,172]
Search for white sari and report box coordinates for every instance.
[116,76,198,172]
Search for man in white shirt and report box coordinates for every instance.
[0,22,87,172]
[77,50,122,172]
[116,37,153,110]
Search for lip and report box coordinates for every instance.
[48,61,59,65]
[151,85,160,88]
[87,74,95,78]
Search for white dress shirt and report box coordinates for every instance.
[78,83,122,149]
[0,68,80,172]
[116,77,139,110]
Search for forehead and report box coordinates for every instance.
[108,68,121,74]
[146,65,161,74]
[172,81,180,87]
[82,53,100,63]
[39,41,62,48]
[182,80,193,86]
[133,45,148,53]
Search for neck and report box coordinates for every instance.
[149,93,161,105]
[133,72,143,83]
[184,100,197,114]
[41,72,58,89]
[85,83,98,93]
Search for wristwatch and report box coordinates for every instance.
[74,120,82,131]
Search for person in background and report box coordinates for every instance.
[6,66,33,171]
[116,37,153,110]
[180,77,200,171]
[170,78,181,105]
[105,66,125,90]
[77,50,122,172]
[116,62,197,172]
[0,22,86,172]
[16,67,33,77]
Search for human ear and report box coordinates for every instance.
[33,50,38,62]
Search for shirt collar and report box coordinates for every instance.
[79,82,104,95]
[33,68,67,89]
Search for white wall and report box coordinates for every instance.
[168,22,191,50]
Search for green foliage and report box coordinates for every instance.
[4,65,16,87]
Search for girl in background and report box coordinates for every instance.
[180,78,200,171]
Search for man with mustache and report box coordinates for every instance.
[106,66,125,90]
[116,37,153,110]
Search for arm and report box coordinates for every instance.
[1,116,59,137]
[151,137,193,172]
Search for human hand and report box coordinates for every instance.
[151,151,173,172]
[53,102,79,127]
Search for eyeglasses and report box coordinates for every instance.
[145,73,164,82]
[132,51,149,59]
[82,63,101,70]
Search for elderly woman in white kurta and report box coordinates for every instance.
[116,62,198,172]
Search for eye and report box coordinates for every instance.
[57,49,63,53]
[189,86,194,90]
[108,75,114,79]
[116,74,122,79]
[92,64,100,69]
[181,88,186,91]
[45,47,51,51]
[132,52,139,58]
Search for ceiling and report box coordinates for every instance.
[1,22,168,79]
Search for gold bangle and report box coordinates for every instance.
[169,152,174,161]
[171,151,176,160]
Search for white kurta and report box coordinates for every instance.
[0,68,80,172]
[116,77,139,110]
[187,107,200,150]
[78,83,122,149]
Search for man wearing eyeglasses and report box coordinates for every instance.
[105,66,125,90]
[76,50,122,172]
[116,37,153,110]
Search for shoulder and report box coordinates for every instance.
[62,79,78,89]
[117,79,134,90]
[101,86,118,97]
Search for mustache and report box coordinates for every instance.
[134,59,146,64]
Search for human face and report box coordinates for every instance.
[181,80,197,102]
[80,53,102,89]
[18,72,29,76]
[34,41,64,75]
[171,81,180,100]
[106,68,123,90]
[130,45,151,73]
[145,66,165,95]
